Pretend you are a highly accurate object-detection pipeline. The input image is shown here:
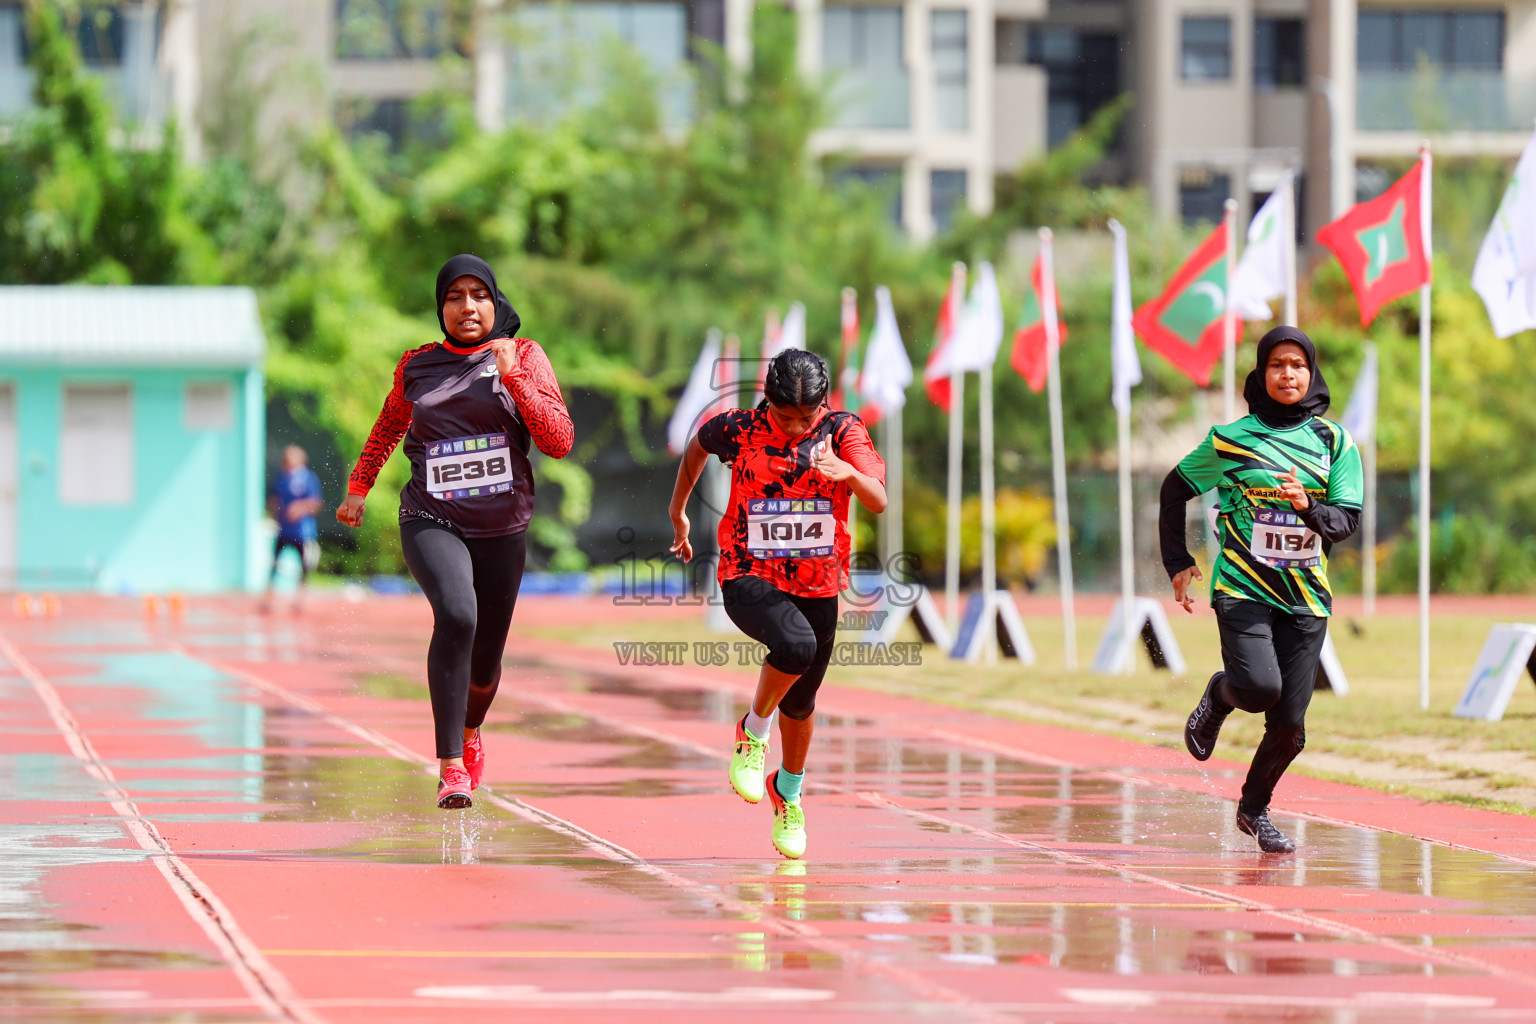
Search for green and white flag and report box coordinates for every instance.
[1473,127,1536,338]
[1231,171,1294,322]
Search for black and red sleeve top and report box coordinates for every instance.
[698,407,885,598]
[347,337,574,538]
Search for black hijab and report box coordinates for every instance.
[434,254,521,344]
[1243,325,1330,429]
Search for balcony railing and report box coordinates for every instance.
[825,66,911,131]
[1357,68,1536,133]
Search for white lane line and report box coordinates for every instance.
[855,790,1536,991]
[0,633,323,1024]
[179,648,1021,1024]
[519,647,1536,872]
[920,726,1536,872]
[475,681,1536,993]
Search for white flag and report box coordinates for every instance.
[1230,171,1294,322]
[1109,219,1141,413]
[1339,343,1378,445]
[768,301,807,359]
[667,329,724,455]
[859,286,913,413]
[1473,128,1536,338]
[932,262,1003,376]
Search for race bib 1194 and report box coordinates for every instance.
[747,498,836,560]
[425,433,515,500]
[1249,508,1321,569]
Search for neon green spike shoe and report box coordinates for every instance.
[766,770,806,860]
[729,716,769,803]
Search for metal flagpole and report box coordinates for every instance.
[841,288,859,560]
[885,403,904,570]
[1116,394,1136,674]
[1418,144,1433,710]
[1222,198,1239,422]
[1040,229,1078,670]
[706,334,740,632]
[979,362,997,664]
[1362,389,1378,619]
[944,261,967,635]
[1283,177,1298,327]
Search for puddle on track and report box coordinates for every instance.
[5,605,1536,1020]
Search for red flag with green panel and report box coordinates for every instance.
[1131,220,1231,386]
[1316,160,1431,327]
[1009,255,1068,393]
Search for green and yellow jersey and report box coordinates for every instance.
[1176,415,1363,617]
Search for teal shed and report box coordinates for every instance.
[0,286,267,593]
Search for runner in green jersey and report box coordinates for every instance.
[1159,326,1363,853]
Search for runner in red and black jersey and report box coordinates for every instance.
[337,254,573,809]
[668,349,886,859]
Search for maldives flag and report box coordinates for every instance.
[1009,255,1068,393]
[922,266,966,411]
[1131,220,1231,386]
[1317,160,1431,327]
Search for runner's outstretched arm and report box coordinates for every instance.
[1294,497,1361,542]
[1159,469,1200,578]
[1159,469,1203,613]
[339,345,432,525]
[501,338,574,458]
[667,435,710,563]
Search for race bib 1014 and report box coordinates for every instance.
[425,433,515,500]
[1249,508,1321,569]
[747,498,836,560]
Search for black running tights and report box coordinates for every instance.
[400,518,527,759]
[721,575,839,720]
[1213,595,1329,815]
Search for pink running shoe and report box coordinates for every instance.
[463,730,485,790]
[437,764,473,809]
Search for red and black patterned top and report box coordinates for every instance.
[698,406,884,598]
[347,337,573,538]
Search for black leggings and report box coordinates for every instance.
[400,517,527,759]
[1213,595,1329,815]
[721,575,839,720]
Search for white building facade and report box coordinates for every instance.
[2,0,1535,238]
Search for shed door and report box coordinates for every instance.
[0,385,14,587]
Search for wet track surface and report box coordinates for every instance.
[4,597,1536,1022]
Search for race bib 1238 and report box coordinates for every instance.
[425,433,515,500]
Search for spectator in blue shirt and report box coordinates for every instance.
[265,445,323,612]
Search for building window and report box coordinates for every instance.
[185,383,233,432]
[1254,18,1304,89]
[1179,167,1229,225]
[1181,16,1231,82]
[1015,25,1120,148]
[505,2,691,126]
[0,7,23,103]
[60,385,133,507]
[932,9,968,131]
[824,5,909,129]
[336,97,446,152]
[1357,10,1503,71]
[835,164,903,227]
[931,169,967,234]
[334,0,468,60]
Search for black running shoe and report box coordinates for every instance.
[1236,808,1296,854]
[1184,672,1231,762]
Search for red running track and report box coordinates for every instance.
[3,594,1536,1023]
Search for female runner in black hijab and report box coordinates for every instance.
[1159,326,1364,852]
[338,255,574,808]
